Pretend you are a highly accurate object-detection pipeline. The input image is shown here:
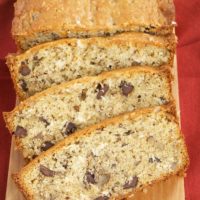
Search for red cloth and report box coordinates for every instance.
[0,0,199,199]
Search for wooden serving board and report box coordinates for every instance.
[5,57,185,200]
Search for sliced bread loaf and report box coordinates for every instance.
[13,106,189,200]
[12,0,175,50]
[4,67,173,160]
[7,32,175,99]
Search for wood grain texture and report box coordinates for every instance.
[5,57,185,200]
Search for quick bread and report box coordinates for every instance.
[4,67,173,160]
[12,0,175,50]
[7,32,175,99]
[13,106,189,200]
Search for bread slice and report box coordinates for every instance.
[7,32,175,100]
[12,0,175,50]
[4,67,173,160]
[12,106,189,200]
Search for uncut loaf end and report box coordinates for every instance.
[7,32,176,100]
[12,0,175,50]
[4,66,173,160]
[13,106,189,200]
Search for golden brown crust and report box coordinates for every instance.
[12,105,189,200]
[6,32,176,100]
[12,174,34,200]
[3,65,174,133]
[12,0,175,49]
[6,55,22,101]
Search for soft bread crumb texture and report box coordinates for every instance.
[5,68,172,159]
[12,0,175,50]
[7,33,175,99]
[14,109,188,200]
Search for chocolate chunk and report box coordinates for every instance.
[124,130,132,135]
[41,141,54,151]
[75,141,80,145]
[94,196,109,200]
[19,62,31,76]
[105,32,111,37]
[62,163,68,169]
[64,122,77,135]
[14,126,27,138]
[33,55,39,61]
[123,176,138,189]
[39,165,55,177]
[85,171,96,184]
[160,96,167,103]
[80,89,87,100]
[149,157,161,163]
[144,27,151,33]
[119,81,134,96]
[73,105,80,112]
[20,80,28,91]
[39,117,50,127]
[96,83,109,99]
[32,155,37,159]
[90,61,96,65]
